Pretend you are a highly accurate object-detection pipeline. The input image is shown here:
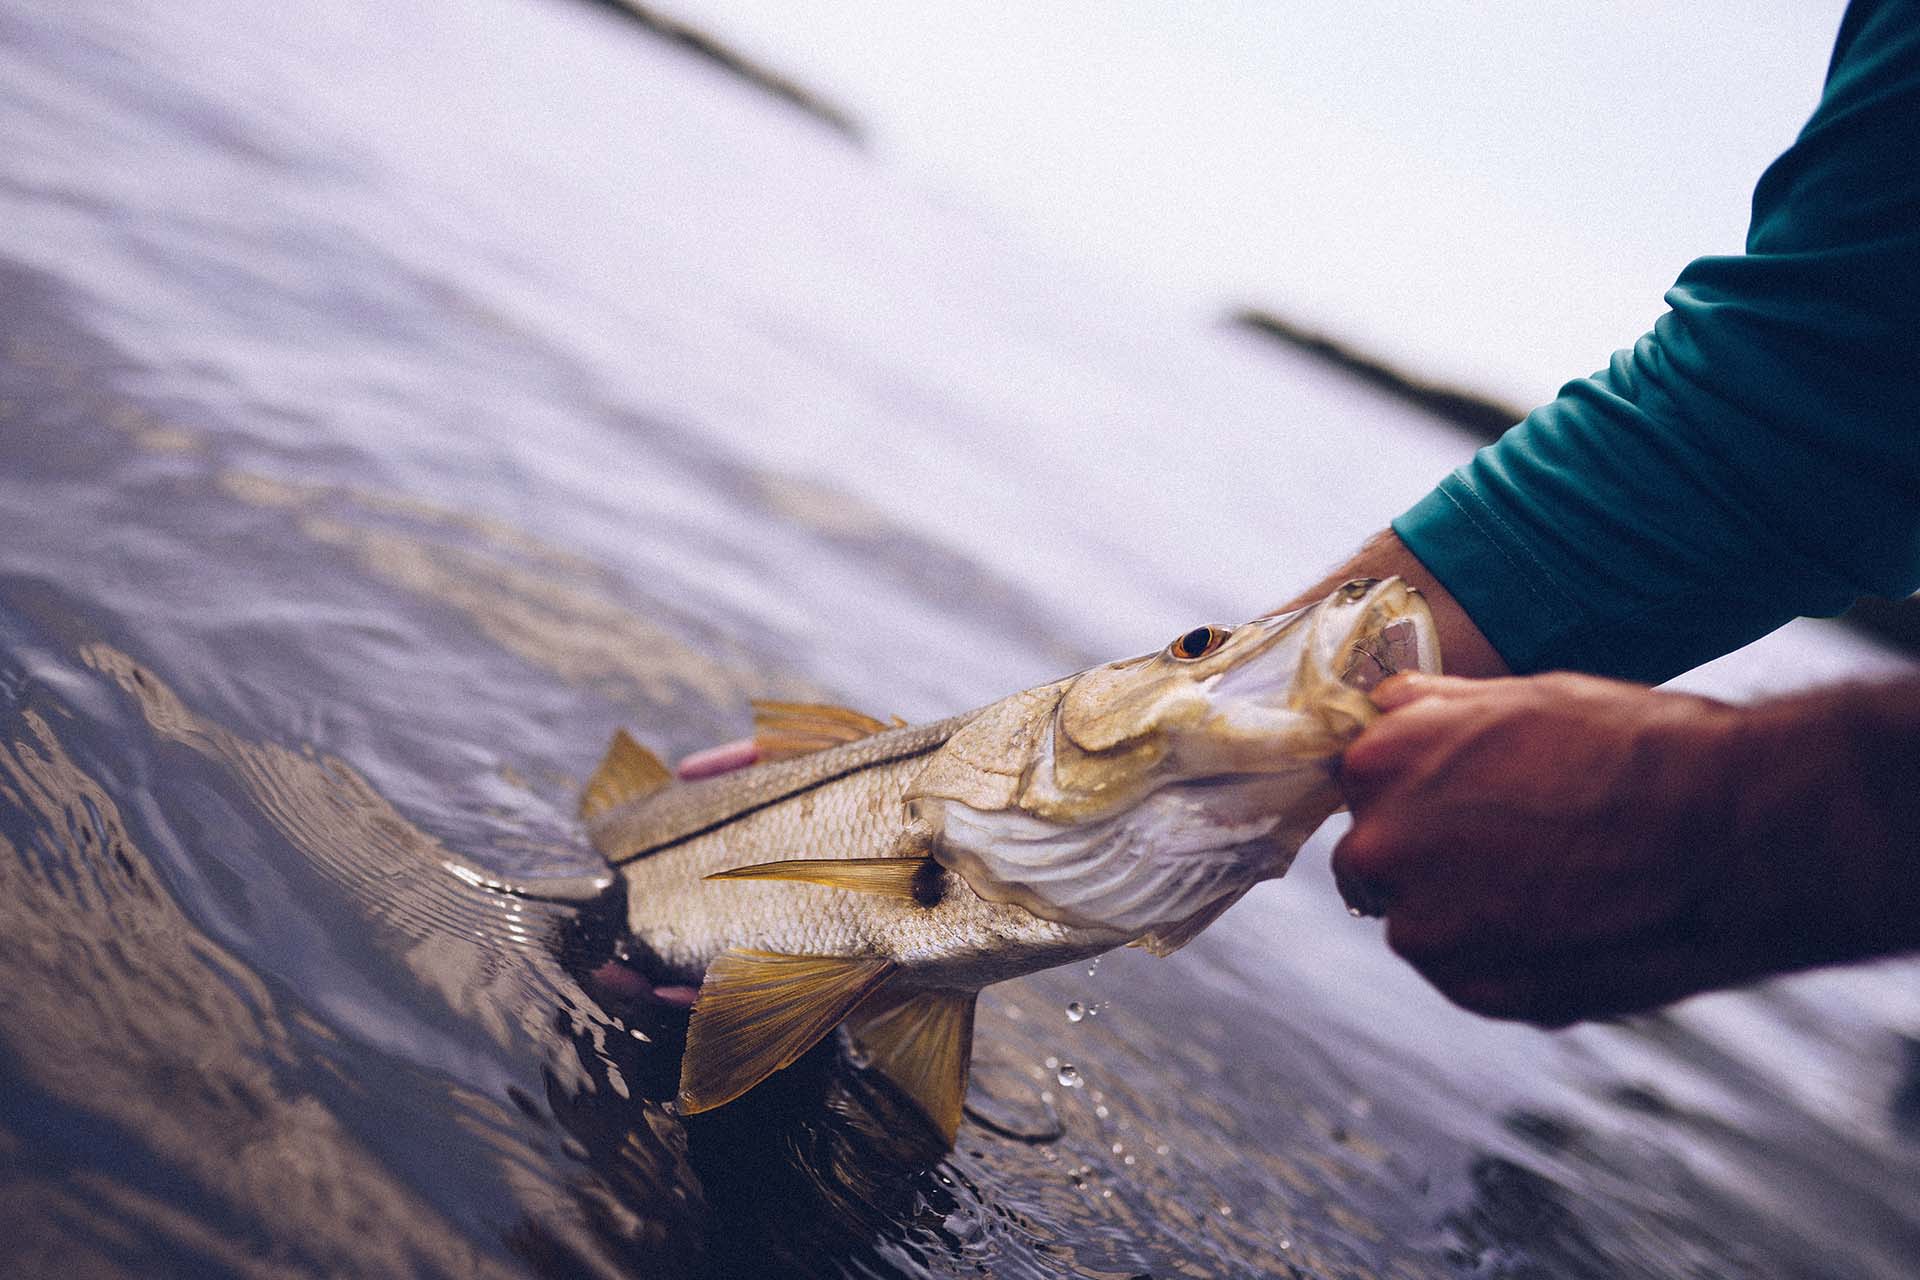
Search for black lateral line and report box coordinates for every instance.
[607,734,950,865]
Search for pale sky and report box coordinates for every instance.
[665,2,1848,406]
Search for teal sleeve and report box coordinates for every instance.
[1393,0,1920,683]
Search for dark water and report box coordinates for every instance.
[3,1,1918,1276]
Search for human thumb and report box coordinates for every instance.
[1369,671,1479,711]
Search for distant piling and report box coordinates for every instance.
[1230,306,1526,441]
[581,0,864,145]
[1232,304,1920,657]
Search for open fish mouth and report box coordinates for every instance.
[1211,578,1435,708]
[1340,614,1426,692]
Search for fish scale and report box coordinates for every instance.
[607,746,1114,988]
[580,577,1438,1142]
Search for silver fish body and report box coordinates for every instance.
[582,577,1438,1139]
[595,720,1129,991]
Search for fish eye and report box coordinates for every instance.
[1168,625,1229,661]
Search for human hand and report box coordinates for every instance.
[1331,671,1911,1026]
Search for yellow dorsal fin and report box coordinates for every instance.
[579,730,674,819]
[705,856,940,903]
[751,699,906,762]
[678,950,896,1116]
[847,987,978,1144]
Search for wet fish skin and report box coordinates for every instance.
[907,575,1437,942]
[582,577,1437,1139]
[600,726,1129,990]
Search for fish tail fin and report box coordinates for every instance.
[677,949,896,1116]
[847,986,978,1145]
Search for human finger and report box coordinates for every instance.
[1368,671,1483,711]
[1330,819,1407,917]
[1338,697,1457,796]
[1333,860,1396,918]
[1363,910,1558,1022]
[1433,974,1555,1024]
[676,737,760,779]
[1394,919,1728,1027]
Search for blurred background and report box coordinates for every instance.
[2,1,1915,1276]
[660,0,1848,404]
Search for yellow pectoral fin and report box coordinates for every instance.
[847,987,978,1144]
[705,857,941,904]
[678,950,897,1116]
[1127,889,1244,957]
[751,699,906,761]
[579,729,674,819]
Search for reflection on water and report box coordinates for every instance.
[2,613,1422,1275]
[3,0,1919,1276]
[0,699,531,1277]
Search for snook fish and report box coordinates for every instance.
[581,578,1436,1142]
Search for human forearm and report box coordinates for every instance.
[1276,529,1509,679]
[1721,677,1920,972]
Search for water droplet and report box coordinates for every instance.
[1217,1203,1233,1217]
[1110,1141,1125,1155]
[1044,1055,1060,1070]
[1056,1064,1083,1088]
[1347,905,1364,917]
[1065,1001,1086,1022]
[1094,1104,1110,1119]
[1123,1154,1136,1166]
[1278,1237,1293,1251]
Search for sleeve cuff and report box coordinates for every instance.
[1391,472,1593,676]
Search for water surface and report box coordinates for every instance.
[2,2,1916,1276]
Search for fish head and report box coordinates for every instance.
[908,577,1437,944]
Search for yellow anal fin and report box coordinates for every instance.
[580,729,673,819]
[705,856,940,904]
[678,950,896,1116]
[751,699,906,761]
[848,986,978,1144]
